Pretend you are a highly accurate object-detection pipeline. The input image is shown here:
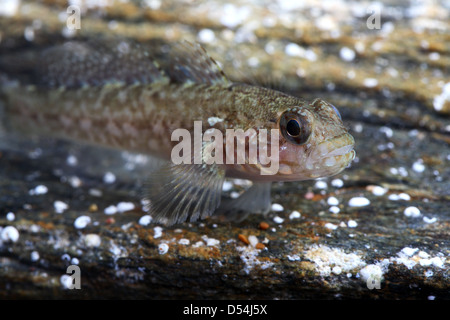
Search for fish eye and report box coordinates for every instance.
[330,104,342,120]
[286,119,301,137]
[279,109,312,145]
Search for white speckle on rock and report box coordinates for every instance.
[289,210,301,219]
[285,42,316,61]
[332,266,342,275]
[197,28,215,43]
[236,245,274,274]
[353,123,363,133]
[138,215,152,226]
[329,206,340,214]
[287,254,301,261]
[339,47,356,61]
[205,237,220,247]
[379,126,394,138]
[60,275,73,289]
[109,241,128,259]
[388,194,399,201]
[247,56,259,67]
[84,234,101,247]
[285,42,304,57]
[153,226,163,239]
[192,241,204,248]
[74,215,91,229]
[143,0,161,10]
[419,259,432,267]
[359,264,383,284]
[103,172,116,184]
[68,176,82,188]
[403,206,421,218]
[325,223,338,230]
[31,251,40,261]
[29,185,48,195]
[401,247,419,257]
[178,238,190,245]
[331,179,344,188]
[304,245,366,277]
[314,13,337,30]
[327,196,339,206]
[30,225,40,233]
[363,78,378,88]
[304,49,317,61]
[0,0,20,17]
[348,197,370,207]
[369,185,388,196]
[1,226,19,242]
[398,193,411,201]
[54,200,69,214]
[347,220,358,228]
[430,257,445,268]
[248,235,258,247]
[61,253,70,261]
[6,212,15,221]
[89,188,103,197]
[412,159,425,173]
[381,21,395,34]
[433,82,450,112]
[219,4,250,28]
[423,216,437,224]
[392,252,416,268]
[273,216,284,224]
[347,70,356,79]
[158,243,169,255]
[271,203,284,212]
[66,154,78,166]
[104,205,118,215]
[390,167,409,177]
[314,180,328,189]
[116,202,135,213]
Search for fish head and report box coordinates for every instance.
[270,98,355,181]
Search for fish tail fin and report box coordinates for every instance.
[0,73,20,145]
[0,74,9,137]
[0,96,4,139]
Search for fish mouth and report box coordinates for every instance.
[306,133,356,174]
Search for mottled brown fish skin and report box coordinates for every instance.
[5,81,283,154]
[5,80,354,181]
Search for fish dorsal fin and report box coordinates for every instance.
[168,41,230,85]
[37,39,169,88]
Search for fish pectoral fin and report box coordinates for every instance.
[144,162,225,226]
[219,181,272,222]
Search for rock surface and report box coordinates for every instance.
[0,0,449,299]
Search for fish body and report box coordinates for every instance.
[0,40,355,225]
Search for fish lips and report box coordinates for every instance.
[306,133,356,173]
